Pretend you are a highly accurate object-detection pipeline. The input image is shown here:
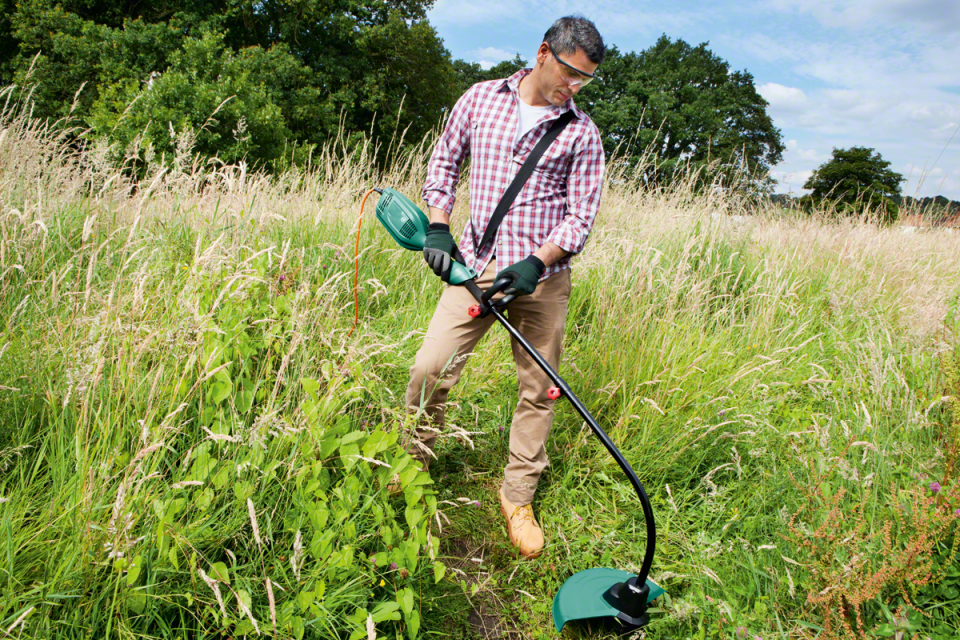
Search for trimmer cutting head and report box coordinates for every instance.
[552,568,664,633]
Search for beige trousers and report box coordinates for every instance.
[404,260,572,506]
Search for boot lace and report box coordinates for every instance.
[511,505,536,527]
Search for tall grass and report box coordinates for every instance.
[1,85,959,639]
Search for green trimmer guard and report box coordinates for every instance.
[553,568,664,633]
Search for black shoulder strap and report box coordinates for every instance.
[474,110,576,256]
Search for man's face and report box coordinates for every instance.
[535,42,599,106]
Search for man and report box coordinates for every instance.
[404,16,606,559]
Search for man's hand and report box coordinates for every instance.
[495,255,546,304]
[423,223,456,282]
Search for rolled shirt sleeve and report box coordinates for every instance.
[545,126,606,254]
[422,86,475,214]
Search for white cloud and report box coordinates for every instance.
[771,169,815,194]
[901,162,960,198]
[468,47,519,69]
[785,139,822,161]
[734,9,960,199]
[768,0,960,34]
[759,83,808,113]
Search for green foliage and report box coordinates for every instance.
[2,0,456,169]
[452,54,527,96]
[87,32,305,170]
[0,213,440,638]
[2,1,785,185]
[581,37,785,190]
[802,146,905,222]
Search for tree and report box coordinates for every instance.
[452,54,526,96]
[579,37,784,191]
[802,147,904,221]
[1,0,458,169]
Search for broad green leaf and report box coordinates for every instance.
[237,589,253,614]
[404,486,424,508]
[404,540,419,573]
[362,430,390,457]
[292,615,305,640]
[235,387,254,413]
[235,621,255,635]
[127,592,147,614]
[406,609,420,639]
[308,504,329,531]
[126,554,142,586]
[211,463,232,489]
[233,481,253,501]
[433,562,446,584]
[340,443,360,469]
[399,587,414,616]
[195,488,214,511]
[371,601,401,622]
[404,505,423,529]
[311,530,336,561]
[341,430,365,446]
[211,562,230,584]
[300,377,320,396]
[210,378,233,405]
[319,435,340,459]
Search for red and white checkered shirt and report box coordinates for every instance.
[422,68,606,281]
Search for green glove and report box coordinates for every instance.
[495,255,545,305]
[422,223,456,282]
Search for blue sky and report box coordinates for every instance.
[427,0,960,200]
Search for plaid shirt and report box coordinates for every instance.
[422,68,606,281]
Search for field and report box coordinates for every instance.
[1,94,960,640]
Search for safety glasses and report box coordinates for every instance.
[548,43,600,88]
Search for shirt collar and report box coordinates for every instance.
[502,68,584,120]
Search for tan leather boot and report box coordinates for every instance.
[499,488,544,559]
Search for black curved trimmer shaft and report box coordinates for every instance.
[460,275,657,617]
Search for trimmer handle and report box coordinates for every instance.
[466,276,516,319]
[480,276,514,307]
[450,249,515,318]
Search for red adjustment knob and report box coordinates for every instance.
[547,386,562,400]
[468,304,482,318]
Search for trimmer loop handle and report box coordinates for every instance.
[481,276,514,307]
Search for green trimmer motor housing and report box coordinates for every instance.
[375,188,478,285]
[372,187,665,634]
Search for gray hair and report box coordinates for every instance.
[543,15,606,65]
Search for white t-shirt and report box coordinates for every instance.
[516,97,553,143]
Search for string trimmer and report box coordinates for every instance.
[357,187,664,633]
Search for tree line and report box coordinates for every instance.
[773,146,957,224]
[0,0,785,186]
[5,0,943,219]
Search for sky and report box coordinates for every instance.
[426,0,960,200]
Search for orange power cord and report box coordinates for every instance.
[348,188,379,338]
